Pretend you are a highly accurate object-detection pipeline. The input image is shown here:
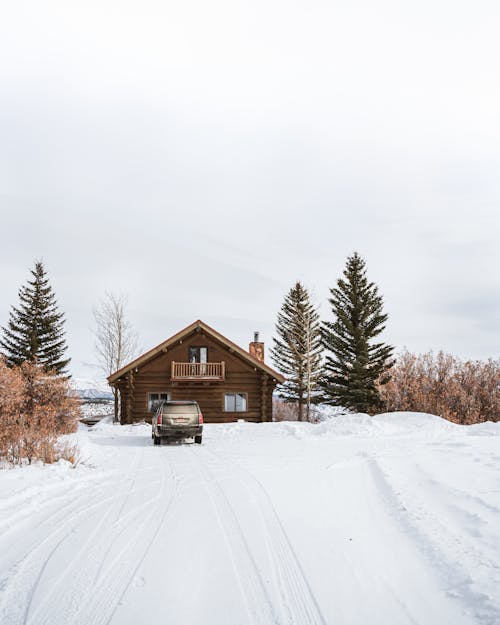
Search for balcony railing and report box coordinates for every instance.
[171,361,225,381]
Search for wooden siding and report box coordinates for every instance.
[114,329,279,424]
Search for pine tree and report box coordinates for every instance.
[271,281,323,421]
[0,261,70,374]
[322,252,394,413]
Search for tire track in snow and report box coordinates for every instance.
[0,449,144,625]
[0,448,147,551]
[189,447,280,625]
[367,455,500,625]
[412,461,500,520]
[62,448,179,625]
[0,471,120,537]
[24,446,150,625]
[200,448,327,625]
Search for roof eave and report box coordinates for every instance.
[107,320,285,384]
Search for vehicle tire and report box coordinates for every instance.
[153,435,161,445]
[194,435,202,444]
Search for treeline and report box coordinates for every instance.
[271,252,499,424]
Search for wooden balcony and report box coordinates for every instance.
[171,361,225,382]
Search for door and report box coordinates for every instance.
[189,346,207,363]
[188,347,208,375]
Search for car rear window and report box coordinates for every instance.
[162,404,199,415]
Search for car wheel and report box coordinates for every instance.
[153,435,161,445]
[194,435,202,444]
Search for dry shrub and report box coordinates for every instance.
[0,358,80,465]
[379,350,500,424]
[45,440,81,465]
[0,361,24,461]
[272,398,300,421]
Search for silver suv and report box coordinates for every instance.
[152,400,203,445]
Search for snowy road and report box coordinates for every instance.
[1,414,499,625]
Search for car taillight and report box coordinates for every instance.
[157,412,162,425]
[199,412,204,424]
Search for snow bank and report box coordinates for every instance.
[275,411,496,440]
[262,411,461,440]
[466,421,500,436]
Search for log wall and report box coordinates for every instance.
[114,329,278,424]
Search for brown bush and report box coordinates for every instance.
[0,358,80,465]
[0,361,24,462]
[272,398,324,422]
[379,350,500,424]
[272,398,301,422]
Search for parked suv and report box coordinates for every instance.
[152,400,203,445]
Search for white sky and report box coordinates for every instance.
[1,0,499,378]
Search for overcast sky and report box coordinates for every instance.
[1,0,499,379]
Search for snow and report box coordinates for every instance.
[80,400,114,421]
[1,413,499,625]
[71,377,114,400]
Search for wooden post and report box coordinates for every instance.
[126,370,135,424]
[261,373,268,422]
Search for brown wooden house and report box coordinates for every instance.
[107,320,285,424]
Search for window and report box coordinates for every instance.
[188,346,208,363]
[148,392,170,412]
[224,393,247,412]
[189,346,208,375]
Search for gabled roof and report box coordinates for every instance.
[107,319,285,384]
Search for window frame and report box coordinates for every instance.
[223,393,248,412]
[188,346,208,363]
[147,392,170,413]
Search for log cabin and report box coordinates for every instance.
[107,320,285,424]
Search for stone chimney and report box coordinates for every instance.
[249,331,265,363]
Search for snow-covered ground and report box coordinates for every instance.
[71,377,114,400]
[1,413,499,625]
[80,400,114,421]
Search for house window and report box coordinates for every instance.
[148,393,170,412]
[188,346,208,363]
[224,393,247,412]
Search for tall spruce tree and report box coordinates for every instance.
[0,261,70,374]
[271,281,323,421]
[322,252,394,413]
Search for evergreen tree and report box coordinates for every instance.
[0,261,70,374]
[271,281,323,421]
[322,252,394,413]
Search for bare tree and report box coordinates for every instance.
[93,292,139,422]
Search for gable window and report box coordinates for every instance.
[188,346,208,363]
[224,393,247,412]
[148,392,170,412]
